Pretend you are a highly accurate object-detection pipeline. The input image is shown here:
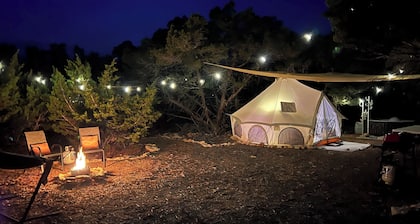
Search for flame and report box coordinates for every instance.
[72,147,86,171]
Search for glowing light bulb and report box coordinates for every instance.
[375,87,383,94]
[169,82,176,89]
[303,33,312,43]
[214,72,221,80]
[259,56,266,64]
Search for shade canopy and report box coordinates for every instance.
[204,62,420,82]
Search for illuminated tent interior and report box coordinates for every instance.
[231,78,343,146]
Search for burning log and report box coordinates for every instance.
[70,167,90,176]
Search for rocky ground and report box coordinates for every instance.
[1,134,420,224]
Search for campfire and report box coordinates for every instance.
[59,147,106,181]
[70,147,90,176]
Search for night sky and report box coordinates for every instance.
[0,0,331,55]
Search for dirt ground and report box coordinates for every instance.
[1,134,420,224]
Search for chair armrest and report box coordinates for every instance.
[30,146,42,156]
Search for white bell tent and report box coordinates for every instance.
[204,62,420,146]
[230,78,344,146]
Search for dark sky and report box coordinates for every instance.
[0,0,331,55]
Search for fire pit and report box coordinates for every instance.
[59,147,106,181]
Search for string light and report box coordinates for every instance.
[303,32,312,43]
[387,73,396,80]
[72,74,225,94]
[0,61,4,72]
[375,87,383,94]
[169,82,177,89]
[259,56,266,64]
[214,72,222,80]
[34,76,46,85]
[102,84,143,94]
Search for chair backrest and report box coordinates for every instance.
[24,131,51,156]
[79,127,101,151]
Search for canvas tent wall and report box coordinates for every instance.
[230,78,343,146]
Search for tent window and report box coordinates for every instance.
[248,125,268,145]
[233,121,242,137]
[278,127,304,145]
[281,102,296,112]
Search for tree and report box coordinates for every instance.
[48,56,160,147]
[0,51,22,123]
[0,51,56,144]
[90,59,161,146]
[0,44,18,62]
[23,71,50,130]
[0,51,50,142]
[144,2,303,135]
[47,58,91,137]
[150,15,229,134]
[325,0,420,121]
[325,0,420,73]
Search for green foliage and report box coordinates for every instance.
[0,51,23,123]
[97,87,161,144]
[23,72,50,130]
[48,66,88,136]
[1,52,55,136]
[139,4,303,135]
[0,51,160,148]
[93,59,161,145]
[48,56,160,147]
[150,15,231,134]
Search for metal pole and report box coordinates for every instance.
[365,96,373,135]
[359,98,365,135]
